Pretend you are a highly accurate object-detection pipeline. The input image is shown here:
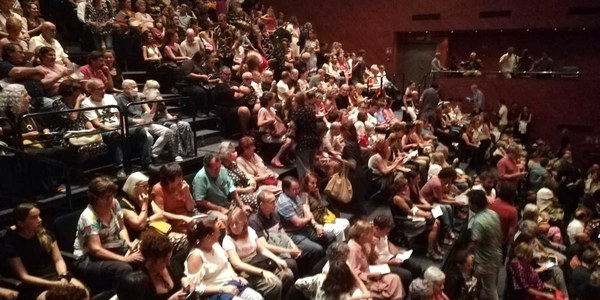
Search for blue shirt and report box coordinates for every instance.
[193,166,236,207]
[276,192,306,233]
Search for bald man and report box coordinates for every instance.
[180,28,203,57]
[29,22,71,66]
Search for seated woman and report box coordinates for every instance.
[368,139,406,203]
[223,208,295,300]
[72,177,143,294]
[143,80,195,159]
[413,120,436,154]
[257,92,293,168]
[162,30,189,64]
[300,172,350,242]
[185,215,264,300]
[5,204,86,300]
[400,123,428,167]
[151,163,199,234]
[444,250,478,300]
[0,17,29,54]
[141,29,162,73]
[347,220,405,299]
[295,242,370,299]
[390,173,442,261]
[236,136,282,195]
[459,124,478,162]
[218,141,261,212]
[509,242,564,300]
[120,172,188,252]
[409,266,450,300]
[36,47,72,97]
[117,230,190,300]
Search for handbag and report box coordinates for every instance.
[64,132,102,146]
[325,165,353,203]
[270,121,287,139]
[148,221,172,235]
[247,253,278,272]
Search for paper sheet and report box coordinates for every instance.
[455,194,469,205]
[431,205,444,218]
[369,264,391,274]
[394,250,413,261]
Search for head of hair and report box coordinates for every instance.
[58,79,83,98]
[87,176,118,205]
[497,182,517,204]
[468,189,488,211]
[282,176,298,192]
[340,120,358,142]
[226,207,249,239]
[143,79,160,93]
[514,242,534,261]
[372,140,389,157]
[122,172,149,199]
[326,241,350,263]
[13,203,54,253]
[217,141,236,162]
[87,50,104,64]
[202,153,220,170]
[187,216,217,245]
[46,285,89,300]
[423,266,445,282]
[438,167,457,181]
[454,250,472,266]
[257,190,275,205]
[582,249,598,265]
[373,214,394,229]
[348,220,373,241]
[37,46,55,59]
[294,92,306,106]
[430,152,445,165]
[1,43,22,61]
[5,16,21,32]
[391,172,409,193]
[140,229,173,261]
[591,270,600,287]
[159,163,183,188]
[116,271,150,300]
[0,83,27,116]
[260,91,276,107]
[478,171,496,182]
[300,171,318,193]
[237,136,255,153]
[322,260,357,298]
[121,79,137,90]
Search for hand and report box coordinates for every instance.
[389,258,404,265]
[180,215,194,224]
[424,211,433,220]
[76,93,85,103]
[181,182,190,192]
[124,250,144,263]
[166,290,187,300]
[237,277,248,286]
[289,247,302,258]
[221,285,239,295]
[101,65,110,75]
[275,258,287,270]
[314,224,325,237]
[23,131,40,139]
[168,115,177,121]
[241,204,252,214]
[139,192,149,203]
[367,272,382,280]
[262,270,279,284]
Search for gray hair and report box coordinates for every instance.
[122,171,149,198]
[121,79,137,90]
[326,241,349,263]
[423,266,445,282]
[518,219,539,236]
[217,141,236,161]
[0,84,27,116]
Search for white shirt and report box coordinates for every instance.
[179,37,202,57]
[566,219,585,245]
[499,53,516,73]
[222,227,259,261]
[251,81,263,98]
[472,184,497,203]
[81,94,120,126]
[498,104,508,126]
[276,80,290,102]
[184,245,239,287]
[29,36,69,65]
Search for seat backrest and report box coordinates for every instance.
[52,209,84,253]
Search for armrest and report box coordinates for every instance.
[61,251,78,269]
[0,276,22,289]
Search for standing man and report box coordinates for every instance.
[419,82,440,124]
[498,99,508,132]
[466,84,485,115]
[497,143,527,187]
[467,189,502,300]
[498,47,516,79]
[488,182,518,261]
[213,14,237,66]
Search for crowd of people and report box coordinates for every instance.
[0,0,599,300]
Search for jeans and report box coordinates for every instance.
[92,33,113,50]
[144,123,175,158]
[439,204,454,236]
[290,228,335,276]
[101,131,123,167]
[474,264,499,300]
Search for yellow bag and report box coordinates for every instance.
[148,221,172,235]
[322,209,337,224]
[324,165,353,203]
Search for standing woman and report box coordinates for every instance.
[517,105,533,145]
[23,2,44,36]
[302,30,319,72]
[85,0,115,50]
[72,177,143,294]
[285,16,300,58]
[134,1,154,31]
[5,204,86,300]
[403,81,418,122]
[469,115,491,173]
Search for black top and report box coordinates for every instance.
[249,211,281,239]
[291,104,319,151]
[335,94,350,110]
[0,61,45,108]
[213,82,241,109]
[3,229,56,277]
[141,266,181,300]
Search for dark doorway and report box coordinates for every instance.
[401,41,437,89]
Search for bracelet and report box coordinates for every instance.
[58,272,72,281]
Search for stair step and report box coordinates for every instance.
[195,129,222,146]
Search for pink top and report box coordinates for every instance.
[79,64,108,85]
[151,181,194,232]
[420,176,444,203]
[497,156,519,184]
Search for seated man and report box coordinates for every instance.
[192,153,253,220]
[79,50,114,92]
[212,66,251,133]
[179,51,213,117]
[0,43,50,111]
[81,79,151,177]
[115,79,176,162]
[276,176,335,275]
[28,22,71,66]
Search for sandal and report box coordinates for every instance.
[271,160,284,168]
[427,251,443,261]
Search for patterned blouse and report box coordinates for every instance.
[85,0,115,35]
[214,23,236,59]
[509,259,544,296]
[225,162,258,211]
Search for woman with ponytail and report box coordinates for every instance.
[5,203,86,300]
